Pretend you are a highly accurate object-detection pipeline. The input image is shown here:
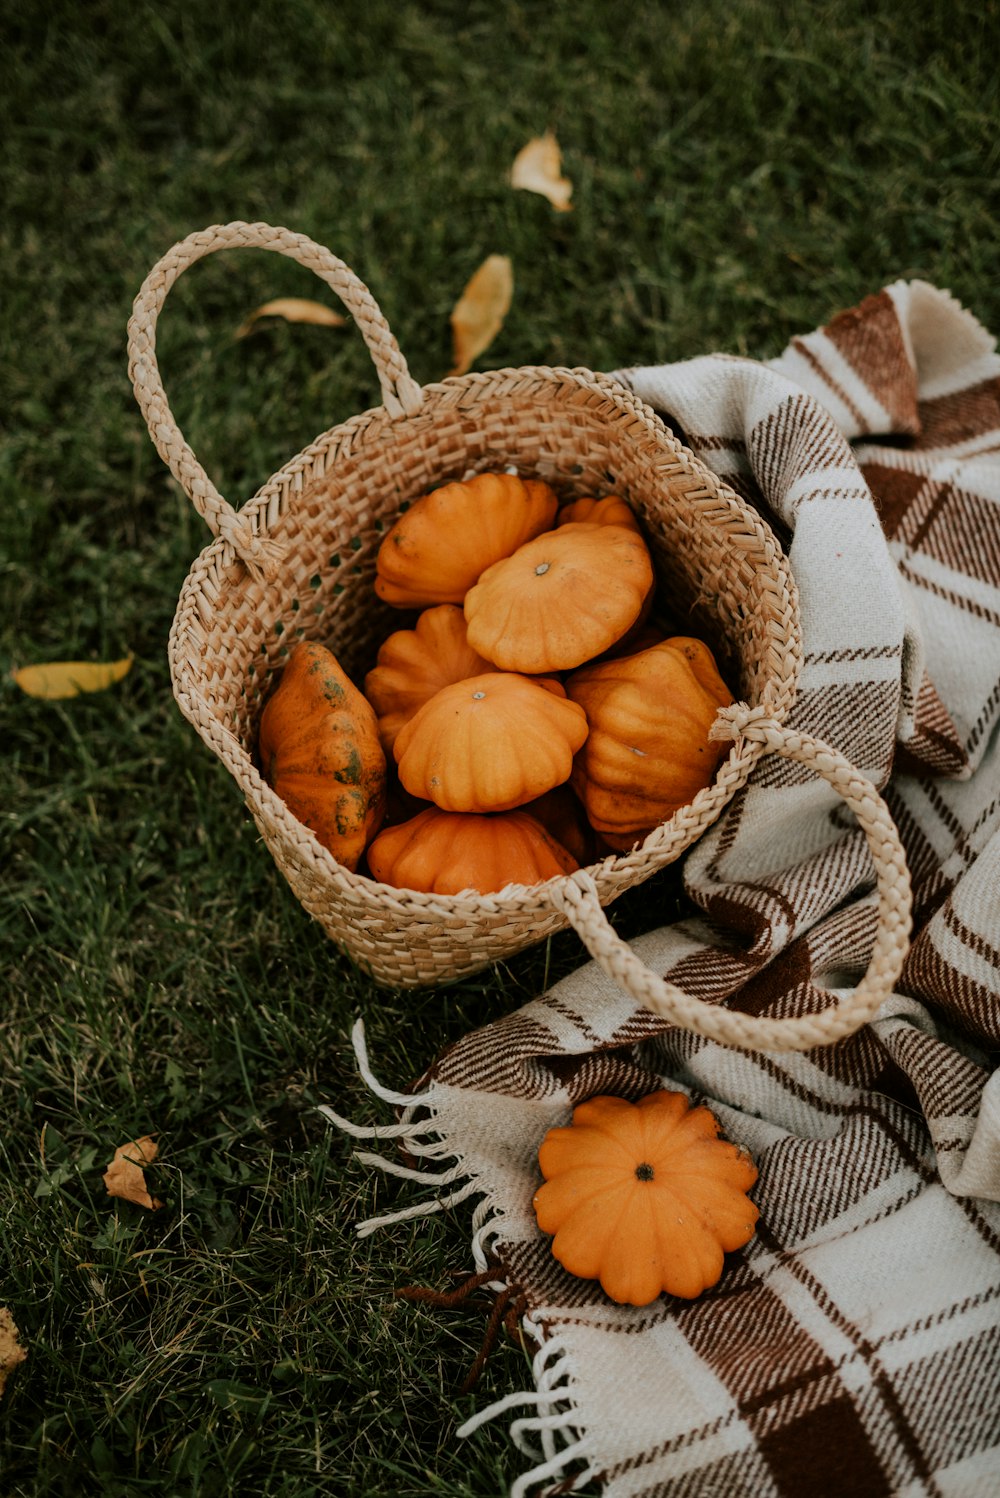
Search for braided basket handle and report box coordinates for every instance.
[550,707,913,1053]
[127,221,424,581]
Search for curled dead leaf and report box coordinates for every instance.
[13,655,133,701]
[236,298,347,338]
[0,1309,27,1398]
[510,132,573,212]
[449,255,514,377]
[103,1137,163,1211]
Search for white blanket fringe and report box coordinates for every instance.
[350,1016,433,1107]
[321,1018,594,1496]
[459,1323,594,1498]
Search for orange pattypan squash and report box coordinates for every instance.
[556,494,642,533]
[374,472,559,608]
[367,806,578,895]
[363,604,498,753]
[567,636,733,851]
[464,521,655,673]
[258,640,386,871]
[533,1091,759,1305]
[394,672,589,813]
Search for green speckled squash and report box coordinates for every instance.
[258,640,386,870]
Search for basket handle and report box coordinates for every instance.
[127,221,424,581]
[549,705,913,1053]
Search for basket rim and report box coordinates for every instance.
[177,361,790,577]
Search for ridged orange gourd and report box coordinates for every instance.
[363,604,498,753]
[556,494,642,533]
[374,472,559,608]
[464,521,654,673]
[367,807,578,895]
[533,1091,759,1305]
[567,636,733,851]
[394,673,589,813]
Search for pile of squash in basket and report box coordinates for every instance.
[258,472,734,895]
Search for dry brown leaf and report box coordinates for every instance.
[0,1309,27,1398]
[13,655,133,701]
[449,255,514,377]
[510,132,573,212]
[236,298,347,338]
[103,1137,163,1211]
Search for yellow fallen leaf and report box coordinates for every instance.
[236,298,347,338]
[449,255,514,377]
[13,655,133,701]
[0,1309,27,1398]
[510,132,573,212]
[103,1137,163,1211]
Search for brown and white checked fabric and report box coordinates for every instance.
[328,282,1000,1496]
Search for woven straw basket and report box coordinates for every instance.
[128,222,911,1053]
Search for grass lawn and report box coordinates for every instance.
[2,0,997,1493]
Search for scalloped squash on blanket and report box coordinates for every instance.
[533,1090,759,1305]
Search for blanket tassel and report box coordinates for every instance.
[395,1266,529,1394]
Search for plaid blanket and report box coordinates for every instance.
[326,281,1000,1496]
